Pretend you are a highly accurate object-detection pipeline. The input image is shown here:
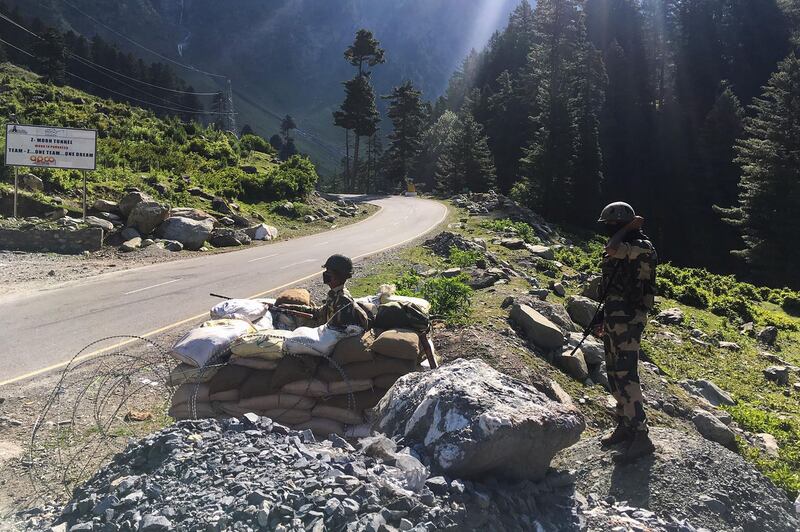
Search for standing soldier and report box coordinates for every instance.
[592,202,657,461]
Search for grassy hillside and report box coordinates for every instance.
[0,63,337,229]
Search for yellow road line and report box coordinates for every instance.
[0,199,448,387]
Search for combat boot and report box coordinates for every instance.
[600,422,632,447]
[619,430,655,462]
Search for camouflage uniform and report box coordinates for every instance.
[601,234,657,433]
[311,284,369,331]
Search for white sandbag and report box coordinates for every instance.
[229,356,279,370]
[355,294,381,318]
[210,299,268,321]
[230,330,290,359]
[254,311,275,330]
[172,319,254,368]
[378,284,432,314]
[285,325,361,358]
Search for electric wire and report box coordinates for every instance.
[0,36,35,57]
[0,13,43,40]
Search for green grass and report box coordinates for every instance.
[480,218,540,243]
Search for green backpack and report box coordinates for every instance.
[374,301,430,333]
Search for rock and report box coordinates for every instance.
[245,223,279,241]
[529,289,550,300]
[555,349,589,380]
[468,272,501,289]
[219,216,235,226]
[520,298,580,333]
[169,208,215,222]
[19,173,43,192]
[758,326,778,346]
[581,276,602,301]
[656,308,684,325]
[120,237,142,252]
[156,217,214,251]
[499,238,525,250]
[277,202,295,216]
[525,244,555,260]
[566,333,604,365]
[126,201,169,235]
[209,228,251,247]
[187,187,214,200]
[141,238,155,248]
[692,409,736,450]
[118,191,151,218]
[565,296,598,329]
[45,208,67,220]
[510,304,565,350]
[764,366,790,386]
[240,165,258,174]
[552,282,566,297]
[678,379,735,407]
[93,199,119,213]
[231,213,250,227]
[441,268,462,278]
[303,214,316,223]
[211,197,233,215]
[718,341,741,351]
[754,433,779,458]
[139,514,172,531]
[120,227,140,241]
[157,240,183,252]
[84,216,113,232]
[375,358,585,480]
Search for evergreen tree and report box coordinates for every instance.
[240,124,254,137]
[383,80,427,185]
[280,138,298,161]
[34,29,67,85]
[436,110,496,194]
[280,115,297,142]
[269,134,284,152]
[718,53,800,287]
[418,110,460,188]
[344,29,386,76]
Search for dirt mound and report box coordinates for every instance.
[554,427,799,532]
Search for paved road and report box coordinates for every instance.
[0,195,447,384]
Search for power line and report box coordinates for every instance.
[0,36,35,57]
[57,0,226,79]
[0,13,43,40]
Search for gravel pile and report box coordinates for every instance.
[21,417,588,531]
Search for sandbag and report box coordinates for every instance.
[374,373,404,389]
[293,417,344,437]
[381,294,432,314]
[328,379,374,395]
[321,389,385,411]
[230,330,290,359]
[239,393,315,411]
[172,319,254,367]
[374,302,430,333]
[210,299,268,321]
[276,288,311,306]
[355,294,381,320]
[229,357,279,371]
[271,356,320,389]
[282,379,328,397]
[312,404,364,425]
[209,390,239,402]
[264,409,312,425]
[172,383,210,406]
[331,331,376,366]
[254,311,275,331]
[239,370,276,399]
[218,402,255,417]
[208,365,252,394]
[169,363,220,386]
[371,329,421,360]
[168,401,219,420]
[285,325,359,358]
[330,355,416,381]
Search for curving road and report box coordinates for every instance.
[0,195,447,385]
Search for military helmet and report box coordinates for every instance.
[598,202,635,223]
[322,254,353,277]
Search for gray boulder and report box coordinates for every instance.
[169,207,215,222]
[156,216,214,251]
[20,173,43,192]
[525,244,555,260]
[92,199,118,213]
[555,349,589,380]
[500,238,525,250]
[510,304,565,350]
[374,358,585,480]
[692,409,736,450]
[156,239,184,252]
[566,295,598,329]
[209,228,251,247]
[120,237,142,252]
[758,326,778,346]
[211,196,233,215]
[566,333,605,365]
[245,223,279,241]
[84,216,113,232]
[120,227,140,241]
[679,379,735,407]
[764,366,790,386]
[656,308,684,325]
[118,191,151,218]
[581,276,602,301]
[126,201,169,235]
[521,298,580,333]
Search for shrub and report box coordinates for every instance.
[270,156,318,200]
[240,134,275,155]
[709,295,754,323]
[448,246,482,268]
[480,219,538,243]
[394,271,472,324]
[677,284,711,309]
[781,294,800,316]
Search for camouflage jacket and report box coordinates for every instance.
[601,234,658,315]
[312,285,369,331]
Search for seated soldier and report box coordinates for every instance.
[283,254,369,331]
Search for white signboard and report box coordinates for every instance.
[5,124,97,171]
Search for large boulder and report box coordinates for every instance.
[127,201,169,235]
[156,216,214,251]
[565,333,605,365]
[92,199,119,213]
[245,223,279,241]
[209,228,251,247]
[519,298,580,333]
[758,326,778,346]
[656,308,684,325]
[692,409,736,450]
[510,304,565,350]
[212,197,234,215]
[118,191,152,218]
[374,358,585,480]
[19,173,43,192]
[84,216,113,232]
[678,379,735,407]
[565,295,598,329]
[525,244,555,260]
[764,366,790,386]
[555,349,589,380]
[169,207,215,223]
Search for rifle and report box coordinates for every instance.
[209,293,314,319]
[566,259,622,358]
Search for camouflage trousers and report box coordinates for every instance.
[603,307,648,432]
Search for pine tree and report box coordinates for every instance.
[436,110,496,195]
[418,110,460,187]
[383,81,427,186]
[280,138,298,161]
[34,29,67,85]
[281,115,297,143]
[269,134,284,152]
[718,53,800,287]
[344,29,386,76]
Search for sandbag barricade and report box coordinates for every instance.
[167,293,430,437]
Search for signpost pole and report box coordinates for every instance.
[13,166,18,219]
[82,170,87,220]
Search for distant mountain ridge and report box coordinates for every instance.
[9,0,520,174]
